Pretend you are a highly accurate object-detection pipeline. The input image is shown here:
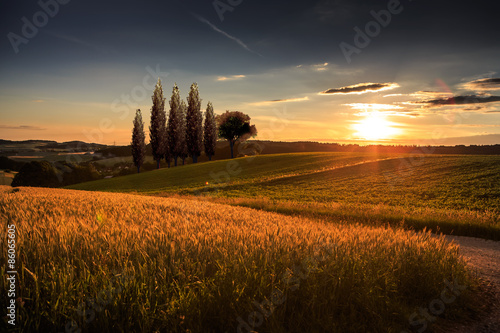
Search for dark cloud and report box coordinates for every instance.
[415,95,500,107]
[463,78,500,91]
[0,125,46,130]
[251,96,309,106]
[320,82,399,95]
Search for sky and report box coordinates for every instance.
[1,0,500,146]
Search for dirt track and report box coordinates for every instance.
[441,235,500,333]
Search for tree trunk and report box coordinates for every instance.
[230,140,234,158]
[167,160,171,168]
[156,159,160,169]
[137,166,140,173]
[174,157,178,166]
[208,154,212,161]
[192,155,198,163]
[182,157,186,165]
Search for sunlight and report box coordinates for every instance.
[352,111,400,141]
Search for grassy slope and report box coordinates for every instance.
[68,153,500,240]
[0,186,476,332]
[68,153,389,193]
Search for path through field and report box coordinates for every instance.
[441,235,500,333]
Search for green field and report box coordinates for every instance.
[68,152,500,240]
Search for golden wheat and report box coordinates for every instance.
[0,186,475,332]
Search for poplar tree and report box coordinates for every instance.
[131,109,146,173]
[149,78,167,169]
[178,100,188,165]
[186,83,203,163]
[203,102,217,161]
[167,83,181,166]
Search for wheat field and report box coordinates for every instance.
[0,186,476,332]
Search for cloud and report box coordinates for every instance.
[191,13,262,57]
[384,91,453,99]
[319,82,399,95]
[312,62,329,71]
[0,125,46,130]
[217,75,246,81]
[462,78,500,91]
[344,103,417,117]
[32,99,45,103]
[344,103,404,110]
[250,96,309,106]
[412,91,454,98]
[45,31,112,54]
[412,95,500,107]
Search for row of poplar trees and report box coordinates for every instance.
[131,79,217,173]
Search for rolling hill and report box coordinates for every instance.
[68,152,500,240]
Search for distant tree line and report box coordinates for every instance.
[132,79,256,172]
[11,160,99,188]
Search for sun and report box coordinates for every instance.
[352,112,399,141]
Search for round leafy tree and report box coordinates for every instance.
[216,111,257,158]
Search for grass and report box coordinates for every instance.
[68,152,500,240]
[68,153,390,193]
[0,186,477,332]
[0,170,17,186]
[94,156,158,167]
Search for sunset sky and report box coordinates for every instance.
[1,0,500,145]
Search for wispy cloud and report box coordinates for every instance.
[312,62,329,71]
[384,91,453,99]
[217,75,246,81]
[344,103,416,117]
[250,96,309,106]
[0,125,46,130]
[462,78,500,91]
[191,13,262,57]
[344,103,404,110]
[319,82,399,95]
[32,99,45,103]
[45,31,111,54]
[411,95,500,107]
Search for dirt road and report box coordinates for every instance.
[441,235,500,333]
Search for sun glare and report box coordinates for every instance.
[352,112,399,141]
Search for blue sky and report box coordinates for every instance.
[1,0,500,145]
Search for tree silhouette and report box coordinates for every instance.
[203,102,217,161]
[186,83,203,163]
[167,83,182,166]
[217,111,257,158]
[178,100,188,165]
[131,109,146,173]
[12,161,59,187]
[149,78,167,169]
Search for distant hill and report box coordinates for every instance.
[0,139,57,145]
[3,139,500,159]
[38,141,107,151]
